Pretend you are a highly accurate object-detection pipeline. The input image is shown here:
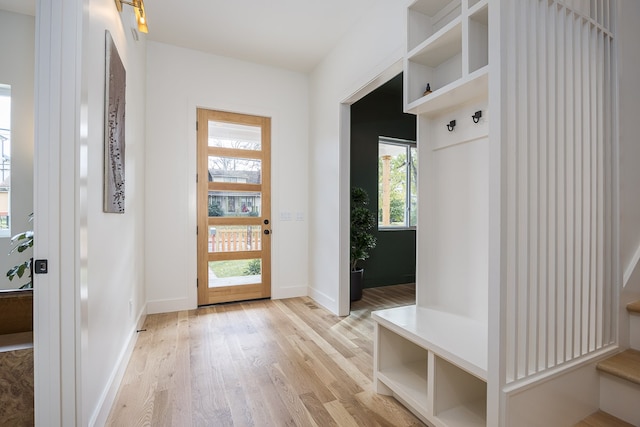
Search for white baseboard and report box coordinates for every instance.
[148,288,310,313]
[146,297,194,314]
[308,286,338,314]
[271,285,307,300]
[90,305,147,427]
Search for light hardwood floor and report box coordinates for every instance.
[574,411,635,427]
[106,284,425,426]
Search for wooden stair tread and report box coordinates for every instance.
[627,300,640,314]
[574,410,635,427]
[596,349,640,385]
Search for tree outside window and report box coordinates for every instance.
[378,137,417,229]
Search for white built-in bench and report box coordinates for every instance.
[373,304,487,427]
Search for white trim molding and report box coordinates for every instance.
[34,0,85,425]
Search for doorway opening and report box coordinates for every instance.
[339,63,417,315]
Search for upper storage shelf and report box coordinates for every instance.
[405,0,489,116]
[406,67,487,117]
[407,0,462,52]
[468,2,488,73]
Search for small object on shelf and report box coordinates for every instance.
[472,110,482,123]
[423,83,432,96]
[446,120,456,132]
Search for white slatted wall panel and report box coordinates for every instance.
[504,0,616,383]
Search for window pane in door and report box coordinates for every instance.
[208,190,261,218]
[208,120,261,150]
[208,259,261,287]
[208,156,261,184]
[208,225,262,252]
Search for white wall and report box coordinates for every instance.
[145,42,309,312]
[0,11,34,290]
[617,0,640,349]
[619,0,640,294]
[419,103,489,322]
[81,0,147,424]
[308,2,406,314]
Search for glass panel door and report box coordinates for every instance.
[197,109,271,305]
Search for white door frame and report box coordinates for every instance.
[34,0,85,425]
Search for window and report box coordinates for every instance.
[0,84,10,236]
[378,137,417,229]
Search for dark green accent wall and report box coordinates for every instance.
[350,73,417,288]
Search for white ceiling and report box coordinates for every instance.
[1,0,387,73]
[146,0,386,73]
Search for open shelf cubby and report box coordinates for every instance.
[468,3,488,73]
[408,0,462,52]
[406,66,487,116]
[375,324,429,415]
[404,0,489,115]
[406,18,463,106]
[434,356,487,427]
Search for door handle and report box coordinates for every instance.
[264,229,271,235]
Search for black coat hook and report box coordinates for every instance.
[472,110,482,123]
[446,120,456,132]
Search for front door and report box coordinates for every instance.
[197,109,271,305]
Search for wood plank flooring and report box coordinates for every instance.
[574,411,635,427]
[106,284,425,427]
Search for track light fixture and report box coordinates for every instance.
[115,0,148,34]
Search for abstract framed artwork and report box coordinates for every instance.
[104,30,126,213]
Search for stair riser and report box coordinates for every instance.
[600,373,640,426]
[630,315,640,351]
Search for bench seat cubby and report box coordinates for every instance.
[373,305,487,427]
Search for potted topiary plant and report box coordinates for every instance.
[350,187,377,301]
